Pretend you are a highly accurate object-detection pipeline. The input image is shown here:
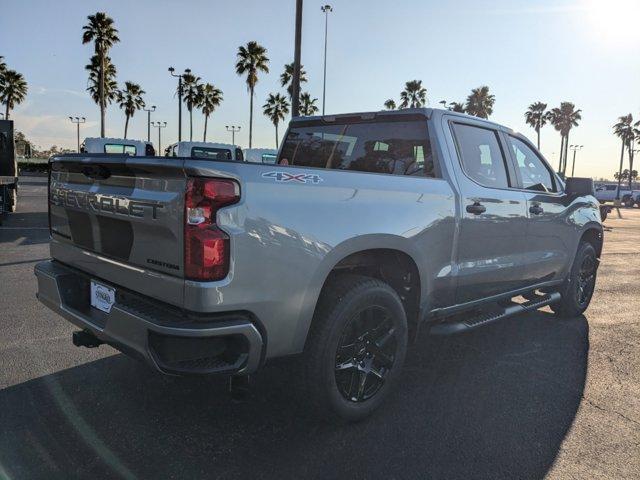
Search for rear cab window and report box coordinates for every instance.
[104,144,136,155]
[191,147,232,160]
[278,115,436,177]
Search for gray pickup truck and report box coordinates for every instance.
[35,108,602,420]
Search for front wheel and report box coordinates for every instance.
[551,241,598,318]
[303,274,408,421]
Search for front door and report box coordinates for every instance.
[444,119,529,304]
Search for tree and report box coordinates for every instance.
[116,81,145,139]
[524,101,549,149]
[465,86,495,119]
[181,72,201,141]
[85,55,118,108]
[613,169,638,182]
[299,92,318,116]
[0,69,28,119]
[0,56,6,77]
[263,93,289,148]
[384,99,396,110]
[280,62,307,99]
[399,80,427,108]
[236,41,269,148]
[448,102,466,113]
[198,83,223,141]
[613,114,635,198]
[549,102,582,175]
[82,12,120,138]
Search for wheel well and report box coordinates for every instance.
[321,249,421,338]
[580,228,603,258]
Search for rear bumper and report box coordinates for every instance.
[34,260,264,375]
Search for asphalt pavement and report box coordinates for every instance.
[0,176,638,479]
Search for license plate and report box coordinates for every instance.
[90,281,115,313]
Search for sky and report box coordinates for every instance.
[2,0,640,179]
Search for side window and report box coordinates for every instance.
[508,136,556,192]
[452,123,510,188]
[104,144,136,155]
[235,148,244,161]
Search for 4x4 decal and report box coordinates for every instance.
[262,171,323,184]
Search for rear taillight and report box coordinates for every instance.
[184,178,240,281]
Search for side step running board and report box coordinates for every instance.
[429,292,561,335]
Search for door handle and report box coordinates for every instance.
[466,202,486,215]
[529,204,544,215]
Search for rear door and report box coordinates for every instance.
[503,134,570,285]
[49,155,187,306]
[443,117,529,304]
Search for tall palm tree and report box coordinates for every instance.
[85,55,118,108]
[198,83,223,141]
[551,102,582,175]
[0,70,28,119]
[548,107,565,173]
[82,12,119,138]
[399,80,427,109]
[280,62,307,99]
[116,81,145,139]
[384,99,396,110]
[181,72,201,141]
[613,115,635,197]
[449,102,466,113]
[236,41,269,148]
[263,93,289,148]
[465,86,495,119]
[524,101,550,149]
[0,56,6,78]
[299,92,318,116]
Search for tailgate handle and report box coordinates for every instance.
[82,165,111,180]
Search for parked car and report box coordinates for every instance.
[0,119,18,221]
[81,137,155,157]
[594,183,636,206]
[164,141,243,161]
[35,108,602,420]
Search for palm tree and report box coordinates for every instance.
[465,86,495,119]
[0,56,6,77]
[236,41,269,148]
[85,55,118,108]
[524,101,550,149]
[449,102,466,113]
[181,72,201,141]
[280,62,307,99]
[399,80,427,108]
[299,92,318,116]
[263,93,289,148]
[116,81,145,139]
[550,102,582,175]
[0,70,28,119]
[384,99,396,110]
[82,12,120,138]
[613,114,635,198]
[198,83,223,141]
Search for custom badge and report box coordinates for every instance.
[262,171,323,184]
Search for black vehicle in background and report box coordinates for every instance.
[0,119,19,222]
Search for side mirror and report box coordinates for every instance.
[565,177,594,196]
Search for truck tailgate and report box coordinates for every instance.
[49,155,187,307]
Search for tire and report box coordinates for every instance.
[303,274,408,421]
[599,206,608,222]
[623,197,634,208]
[551,241,598,318]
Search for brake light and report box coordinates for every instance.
[184,178,240,281]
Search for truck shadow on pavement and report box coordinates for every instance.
[0,311,588,480]
[0,211,50,245]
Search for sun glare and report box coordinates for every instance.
[586,0,640,44]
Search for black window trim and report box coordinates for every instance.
[449,120,514,190]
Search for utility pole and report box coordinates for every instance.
[151,121,167,153]
[226,125,241,149]
[169,67,191,142]
[321,4,332,115]
[569,144,583,177]
[143,105,156,142]
[69,117,86,152]
[291,0,303,117]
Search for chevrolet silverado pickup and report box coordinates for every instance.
[35,108,603,420]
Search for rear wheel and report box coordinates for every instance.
[551,241,598,318]
[304,274,408,421]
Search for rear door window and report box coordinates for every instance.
[508,136,556,192]
[279,118,436,177]
[451,123,510,189]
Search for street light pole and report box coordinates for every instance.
[226,125,241,149]
[143,105,156,142]
[151,121,167,153]
[569,144,583,177]
[169,67,191,142]
[321,4,332,115]
[69,116,86,153]
[291,0,303,117]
